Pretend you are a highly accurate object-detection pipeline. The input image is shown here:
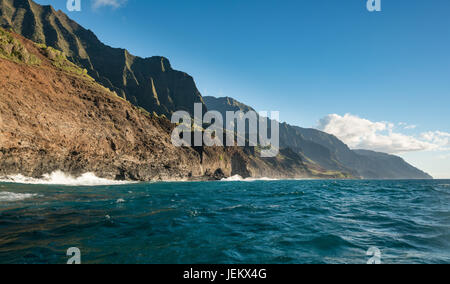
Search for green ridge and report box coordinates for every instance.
[0,26,39,64]
[0,0,205,117]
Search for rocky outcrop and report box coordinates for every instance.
[0,31,198,180]
[1,1,426,181]
[0,29,340,181]
[0,0,205,117]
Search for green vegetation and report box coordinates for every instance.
[308,168,352,179]
[0,27,40,65]
[148,111,168,120]
[35,43,135,106]
[35,42,93,80]
[137,107,151,118]
[0,26,94,80]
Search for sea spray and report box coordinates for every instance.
[0,171,134,186]
[0,192,38,202]
[221,175,278,182]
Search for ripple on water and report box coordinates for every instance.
[0,179,449,264]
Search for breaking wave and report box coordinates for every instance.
[221,175,278,182]
[221,175,313,182]
[0,192,38,202]
[0,171,134,186]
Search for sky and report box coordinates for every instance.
[36,0,450,178]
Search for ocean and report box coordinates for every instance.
[0,178,449,264]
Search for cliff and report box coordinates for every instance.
[204,96,432,180]
[0,28,343,180]
[1,0,428,181]
[0,0,205,116]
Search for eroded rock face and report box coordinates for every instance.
[0,0,206,117]
[0,32,314,181]
[0,1,354,181]
[0,32,201,181]
[203,96,433,180]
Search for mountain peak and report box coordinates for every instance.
[204,96,432,180]
[0,0,205,116]
[203,96,256,113]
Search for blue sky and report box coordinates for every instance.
[36,0,450,178]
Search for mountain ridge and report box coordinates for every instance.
[0,0,432,180]
[0,0,205,116]
[0,27,349,180]
[204,96,433,180]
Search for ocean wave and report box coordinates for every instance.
[0,192,38,202]
[0,171,134,186]
[221,175,278,182]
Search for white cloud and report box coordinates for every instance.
[421,131,450,151]
[317,114,448,154]
[399,122,417,130]
[92,0,127,9]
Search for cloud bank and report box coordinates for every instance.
[318,114,450,154]
[92,0,127,9]
[420,131,450,151]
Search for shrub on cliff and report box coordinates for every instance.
[0,27,40,65]
[34,42,94,80]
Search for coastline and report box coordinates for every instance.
[0,170,357,187]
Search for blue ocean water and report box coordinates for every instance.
[0,179,449,264]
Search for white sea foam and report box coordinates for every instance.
[0,171,134,186]
[221,175,314,182]
[221,175,245,181]
[221,175,278,182]
[0,192,38,202]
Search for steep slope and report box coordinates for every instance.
[295,127,432,179]
[353,150,432,179]
[0,0,205,116]
[278,123,352,174]
[1,0,431,180]
[203,96,353,173]
[204,96,433,179]
[0,29,343,180]
[0,28,201,180]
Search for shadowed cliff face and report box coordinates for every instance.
[204,96,433,180]
[0,1,431,180]
[0,0,205,116]
[203,96,354,174]
[0,29,202,180]
[0,29,343,181]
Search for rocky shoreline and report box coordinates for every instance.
[0,30,348,182]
